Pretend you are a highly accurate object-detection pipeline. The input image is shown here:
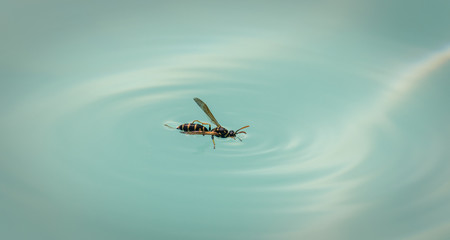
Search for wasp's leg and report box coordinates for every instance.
[191,120,212,131]
[180,131,205,135]
[164,124,176,129]
[211,135,216,149]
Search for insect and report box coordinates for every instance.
[166,98,249,149]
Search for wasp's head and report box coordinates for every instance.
[229,125,250,140]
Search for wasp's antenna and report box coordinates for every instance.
[235,125,250,134]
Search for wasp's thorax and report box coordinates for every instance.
[213,127,229,138]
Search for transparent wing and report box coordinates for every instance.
[193,97,221,127]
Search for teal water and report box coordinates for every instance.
[1,1,450,240]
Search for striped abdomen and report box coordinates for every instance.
[177,123,208,132]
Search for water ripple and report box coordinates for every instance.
[2,37,450,240]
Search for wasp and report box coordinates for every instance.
[166,98,249,149]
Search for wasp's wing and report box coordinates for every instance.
[193,98,221,127]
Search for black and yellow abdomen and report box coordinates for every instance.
[177,123,208,132]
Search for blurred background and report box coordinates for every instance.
[1,1,450,239]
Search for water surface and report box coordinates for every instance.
[1,1,450,240]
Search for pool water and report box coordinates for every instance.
[1,1,450,240]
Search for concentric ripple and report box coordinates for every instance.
[2,38,450,240]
